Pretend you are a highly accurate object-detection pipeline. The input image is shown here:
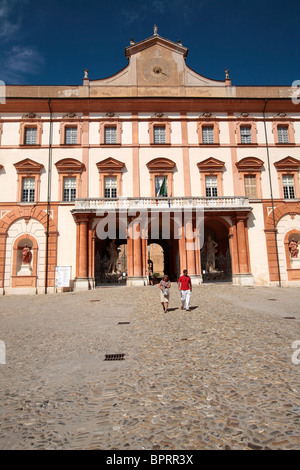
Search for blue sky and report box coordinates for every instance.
[0,0,299,86]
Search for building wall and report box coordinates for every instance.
[1,105,300,292]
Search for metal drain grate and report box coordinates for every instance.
[104,354,125,361]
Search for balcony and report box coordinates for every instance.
[72,196,251,213]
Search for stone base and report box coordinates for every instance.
[127,276,148,287]
[4,287,37,295]
[74,277,93,291]
[17,264,32,276]
[232,273,255,287]
[190,274,203,285]
[291,258,300,269]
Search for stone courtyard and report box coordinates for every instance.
[0,283,299,450]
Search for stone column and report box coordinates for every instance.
[232,213,254,286]
[74,216,90,290]
[185,217,202,284]
[127,219,146,286]
[236,215,249,273]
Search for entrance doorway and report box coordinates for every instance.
[94,238,127,286]
[201,218,232,282]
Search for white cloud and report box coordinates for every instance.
[121,0,209,26]
[0,0,22,41]
[0,46,44,83]
[0,0,43,83]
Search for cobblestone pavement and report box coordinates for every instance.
[0,283,300,450]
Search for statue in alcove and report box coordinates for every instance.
[204,235,218,272]
[289,238,299,258]
[107,240,121,273]
[22,244,32,264]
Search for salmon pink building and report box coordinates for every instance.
[0,30,300,294]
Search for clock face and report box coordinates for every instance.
[142,57,173,83]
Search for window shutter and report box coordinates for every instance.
[244,175,257,198]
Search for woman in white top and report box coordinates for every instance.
[159,275,171,313]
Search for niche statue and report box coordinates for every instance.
[107,240,121,273]
[22,244,32,265]
[204,236,218,273]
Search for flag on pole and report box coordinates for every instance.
[158,176,167,197]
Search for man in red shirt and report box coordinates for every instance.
[178,269,192,311]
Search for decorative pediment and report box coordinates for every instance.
[236,157,264,171]
[55,158,85,174]
[197,157,225,172]
[61,113,80,120]
[89,30,227,92]
[14,158,44,174]
[125,33,188,59]
[146,158,176,172]
[22,113,40,119]
[274,156,300,170]
[96,157,125,173]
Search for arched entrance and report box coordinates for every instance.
[94,237,127,285]
[147,213,180,283]
[93,214,128,286]
[201,218,232,282]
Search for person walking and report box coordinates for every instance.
[178,269,192,311]
[159,275,171,312]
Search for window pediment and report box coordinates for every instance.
[236,157,264,171]
[146,158,176,173]
[55,158,85,174]
[96,157,125,173]
[274,156,300,171]
[197,157,225,172]
[14,158,44,174]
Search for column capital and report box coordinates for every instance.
[74,214,90,224]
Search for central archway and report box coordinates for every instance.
[201,217,232,282]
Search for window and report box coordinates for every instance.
[202,126,214,144]
[22,177,35,202]
[197,118,220,145]
[282,175,295,199]
[240,126,252,144]
[20,117,42,146]
[277,126,289,144]
[155,175,168,196]
[153,126,166,144]
[146,157,175,197]
[104,126,117,144]
[24,127,37,145]
[104,176,117,198]
[65,127,77,145]
[205,176,218,197]
[244,175,257,198]
[63,177,76,201]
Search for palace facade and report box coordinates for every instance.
[0,31,300,294]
